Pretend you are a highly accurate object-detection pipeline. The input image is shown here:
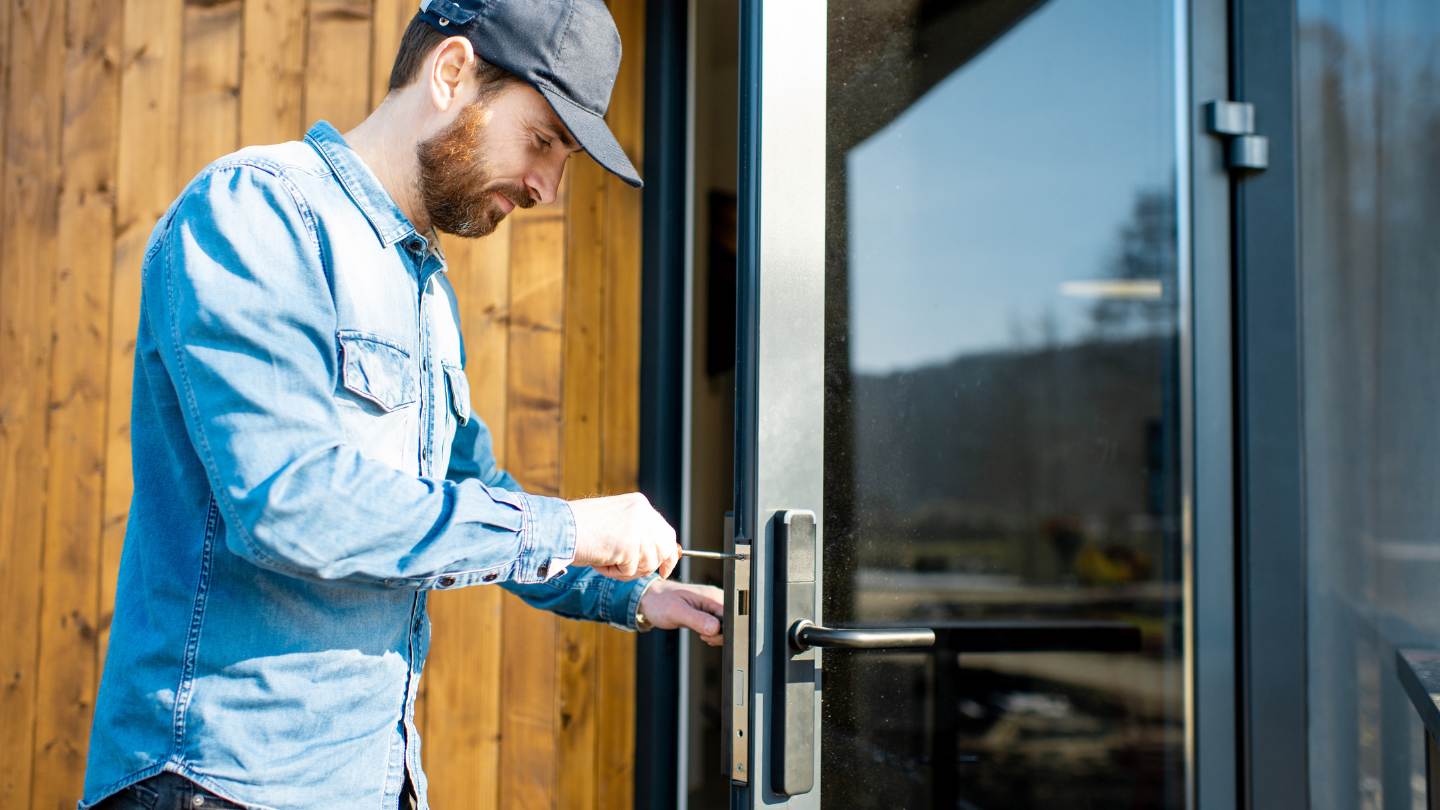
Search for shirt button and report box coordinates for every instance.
[536,562,550,579]
[438,575,456,587]
[482,573,498,582]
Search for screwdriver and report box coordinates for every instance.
[680,548,748,561]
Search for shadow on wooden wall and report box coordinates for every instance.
[0,0,646,807]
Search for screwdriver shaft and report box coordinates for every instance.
[681,548,748,561]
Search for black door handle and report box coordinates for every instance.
[786,618,1140,654]
[788,619,936,652]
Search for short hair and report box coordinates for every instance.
[386,14,516,96]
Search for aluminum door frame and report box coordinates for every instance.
[1190,1,1240,807]
[732,1,825,807]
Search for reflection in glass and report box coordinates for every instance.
[821,1,1186,806]
[1298,3,1440,808]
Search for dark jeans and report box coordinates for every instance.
[93,770,419,809]
[92,772,244,809]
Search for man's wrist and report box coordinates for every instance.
[514,492,576,582]
[632,576,661,632]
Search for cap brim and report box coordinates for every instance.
[539,86,643,189]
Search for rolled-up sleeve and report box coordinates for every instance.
[148,161,572,590]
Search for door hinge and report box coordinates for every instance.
[1203,100,1269,172]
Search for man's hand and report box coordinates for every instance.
[638,580,724,646]
[568,493,681,581]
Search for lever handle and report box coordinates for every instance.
[788,619,936,653]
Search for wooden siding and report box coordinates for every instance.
[0,0,647,807]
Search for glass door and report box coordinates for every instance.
[727,1,1236,807]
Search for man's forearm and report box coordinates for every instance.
[500,569,657,630]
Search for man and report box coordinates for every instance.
[80,2,723,808]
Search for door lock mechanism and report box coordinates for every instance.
[720,513,750,785]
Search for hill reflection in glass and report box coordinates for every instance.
[819,0,1186,807]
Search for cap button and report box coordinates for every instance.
[438,17,449,25]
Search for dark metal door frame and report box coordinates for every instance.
[1229,1,1309,807]
[636,1,691,807]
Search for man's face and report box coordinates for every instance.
[415,80,583,238]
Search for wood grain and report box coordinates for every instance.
[240,0,306,144]
[501,210,567,809]
[505,210,566,494]
[602,0,645,500]
[598,3,647,807]
[421,219,513,810]
[0,0,9,309]
[559,157,610,810]
[0,0,66,804]
[556,617,599,810]
[369,0,414,109]
[424,584,505,810]
[563,160,609,502]
[304,0,372,131]
[29,0,124,805]
[179,0,241,182]
[465,216,514,447]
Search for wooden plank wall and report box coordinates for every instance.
[0,1,648,807]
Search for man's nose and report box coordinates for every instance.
[524,155,568,206]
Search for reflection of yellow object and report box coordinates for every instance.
[1060,279,1165,299]
[1075,545,1132,585]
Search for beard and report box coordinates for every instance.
[415,99,535,238]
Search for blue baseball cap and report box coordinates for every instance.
[416,0,642,188]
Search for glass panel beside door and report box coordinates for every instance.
[820,1,1187,807]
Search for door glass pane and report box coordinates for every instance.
[1297,3,1440,808]
[821,1,1187,807]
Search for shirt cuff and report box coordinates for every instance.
[512,493,577,584]
[606,571,660,631]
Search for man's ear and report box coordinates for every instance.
[426,36,477,113]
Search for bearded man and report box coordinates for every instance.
[80,2,722,808]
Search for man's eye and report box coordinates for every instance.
[535,133,552,149]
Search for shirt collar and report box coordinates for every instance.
[303,119,418,249]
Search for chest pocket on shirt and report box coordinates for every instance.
[442,363,471,426]
[337,329,417,412]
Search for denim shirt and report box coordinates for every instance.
[79,119,656,810]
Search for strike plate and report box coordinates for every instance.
[721,513,751,784]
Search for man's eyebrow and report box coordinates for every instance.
[557,129,581,152]
[546,120,581,152]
